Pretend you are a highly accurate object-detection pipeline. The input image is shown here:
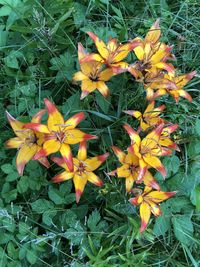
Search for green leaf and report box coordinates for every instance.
[85,110,115,122]
[153,203,171,236]
[172,215,194,245]
[17,176,29,193]
[64,221,85,245]
[95,92,110,114]
[4,54,19,69]
[1,163,14,174]
[48,186,64,205]
[31,199,54,213]
[1,183,17,203]
[190,185,200,211]
[42,210,57,226]
[6,171,19,182]
[26,249,37,265]
[195,119,200,136]
[162,155,180,178]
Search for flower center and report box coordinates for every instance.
[55,131,66,143]
[77,162,86,175]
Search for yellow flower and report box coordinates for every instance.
[24,99,97,172]
[129,186,176,232]
[124,123,172,181]
[5,110,50,175]
[128,19,175,80]
[51,141,109,203]
[73,43,113,99]
[80,32,141,70]
[124,101,165,131]
[148,71,197,102]
[159,124,179,151]
[108,146,160,192]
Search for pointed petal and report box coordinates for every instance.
[37,156,50,168]
[51,157,69,170]
[123,110,142,120]
[85,152,109,171]
[154,62,175,73]
[143,123,164,145]
[16,144,38,175]
[51,171,74,183]
[146,190,177,203]
[178,90,192,102]
[123,124,141,146]
[111,146,126,163]
[78,42,87,60]
[143,171,160,190]
[34,139,60,159]
[98,68,113,81]
[145,19,161,44]
[5,137,24,149]
[140,202,151,233]
[60,143,74,172]
[97,81,109,98]
[73,71,88,81]
[31,109,46,123]
[24,123,50,133]
[44,98,64,132]
[116,164,131,178]
[80,53,104,64]
[147,200,162,216]
[73,173,88,203]
[143,156,166,177]
[65,112,85,130]
[87,32,109,59]
[6,111,27,138]
[125,175,135,192]
[138,159,148,181]
[77,141,87,161]
[64,129,97,145]
[86,172,103,186]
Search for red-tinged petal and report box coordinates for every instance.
[123,124,141,146]
[86,172,103,186]
[116,164,131,178]
[129,196,141,206]
[178,90,192,102]
[77,141,87,161]
[73,173,88,203]
[162,124,179,134]
[80,53,104,64]
[87,32,109,59]
[80,90,90,100]
[123,110,142,120]
[146,190,177,203]
[154,62,175,73]
[6,111,28,138]
[111,146,126,163]
[147,200,162,216]
[85,152,109,172]
[24,123,50,134]
[78,42,87,60]
[37,156,50,169]
[143,123,164,145]
[137,159,148,181]
[140,202,151,233]
[51,171,74,183]
[143,155,166,177]
[16,144,38,175]
[65,112,85,130]
[60,143,74,172]
[34,139,60,159]
[44,98,64,132]
[51,157,69,170]
[107,169,117,176]
[125,175,135,192]
[143,171,160,191]
[107,38,118,52]
[31,109,46,123]
[97,81,109,98]
[64,129,97,145]
[145,18,161,44]
[5,137,24,149]
[158,147,173,156]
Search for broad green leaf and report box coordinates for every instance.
[31,199,54,213]
[26,249,37,265]
[1,163,14,174]
[190,185,200,211]
[48,186,64,205]
[153,204,171,237]
[172,215,194,245]
[195,119,200,136]
[17,176,29,193]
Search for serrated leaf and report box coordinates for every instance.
[31,199,54,213]
[17,176,29,193]
[1,163,14,174]
[48,186,64,205]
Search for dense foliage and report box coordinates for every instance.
[0,0,200,266]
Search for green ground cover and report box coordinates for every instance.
[0,0,200,266]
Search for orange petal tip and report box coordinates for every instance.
[98,152,110,162]
[84,134,98,140]
[44,98,57,113]
[76,189,83,203]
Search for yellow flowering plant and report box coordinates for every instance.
[5,19,197,235]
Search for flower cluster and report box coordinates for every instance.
[6,99,109,203]
[74,19,196,102]
[5,19,196,233]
